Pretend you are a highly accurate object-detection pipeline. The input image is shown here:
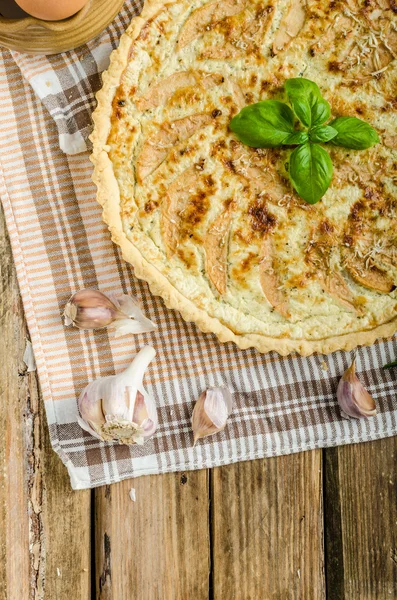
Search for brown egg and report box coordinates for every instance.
[14,0,90,20]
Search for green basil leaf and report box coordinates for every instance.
[329,116,380,149]
[384,360,397,369]
[289,143,333,204]
[309,125,337,143]
[285,78,330,128]
[285,131,309,145]
[229,100,295,147]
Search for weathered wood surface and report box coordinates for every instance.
[1,202,397,599]
[211,452,325,599]
[95,472,210,600]
[0,205,91,600]
[325,438,397,600]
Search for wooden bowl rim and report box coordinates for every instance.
[0,0,125,55]
[0,0,91,33]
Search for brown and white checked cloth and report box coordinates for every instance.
[0,1,396,490]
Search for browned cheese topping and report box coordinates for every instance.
[105,0,397,341]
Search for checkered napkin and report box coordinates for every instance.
[0,1,396,490]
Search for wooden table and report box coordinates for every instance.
[1,203,397,600]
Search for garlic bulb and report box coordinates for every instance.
[64,289,155,337]
[192,387,233,445]
[78,346,158,444]
[337,358,376,419]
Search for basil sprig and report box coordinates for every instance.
[289,143,333,205]
[229,78,379,204]
[309,125,337,144]
[329,116,380,149]
[384,360,397,369]
[285,78,330,128]
[229,100,295,148]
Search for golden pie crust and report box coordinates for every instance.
[90,0,397,355]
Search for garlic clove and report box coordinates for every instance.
[112,294,156,337]
[64,289,116,328]
[132,391,149,423]
[192,393,215,443]
[78,346,158,445]
[337,358,377,419]
[77,416,104,441]
[63,289,156,336]
[79,390,106,427]
[192,387,233,445]
[132,389,157,437]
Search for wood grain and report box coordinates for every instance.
[0,202,31,600]
[3,190,397,600]
[324,438,397,600]
[95,471,210,600]
[0,0,125,55]
[211,452,325,600]
[37,396,92,599]
[0,205,91,600]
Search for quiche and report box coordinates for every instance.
[91,0,397,356]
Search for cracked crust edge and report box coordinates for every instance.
[89,0,397,356]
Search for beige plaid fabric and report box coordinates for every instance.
[0,1,396,490]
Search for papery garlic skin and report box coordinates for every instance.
[64,289,156,336]
[337,359,377,420]
[64,289,116,328]
[78,346,158,445]
[23,340,36,372]
[192,387,233,445]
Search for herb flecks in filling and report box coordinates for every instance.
[102,0,397,350]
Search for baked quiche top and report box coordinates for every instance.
[91,0,397,356]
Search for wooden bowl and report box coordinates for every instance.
[0,0,125,54]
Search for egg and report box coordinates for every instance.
[14,0,90,21]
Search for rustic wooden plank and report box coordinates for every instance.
[95,471,210,600]
[0,205,91,599]
[325,438,397,600]
[37,388,92,599]
[211,452,325,599]
[0,209,31,600]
